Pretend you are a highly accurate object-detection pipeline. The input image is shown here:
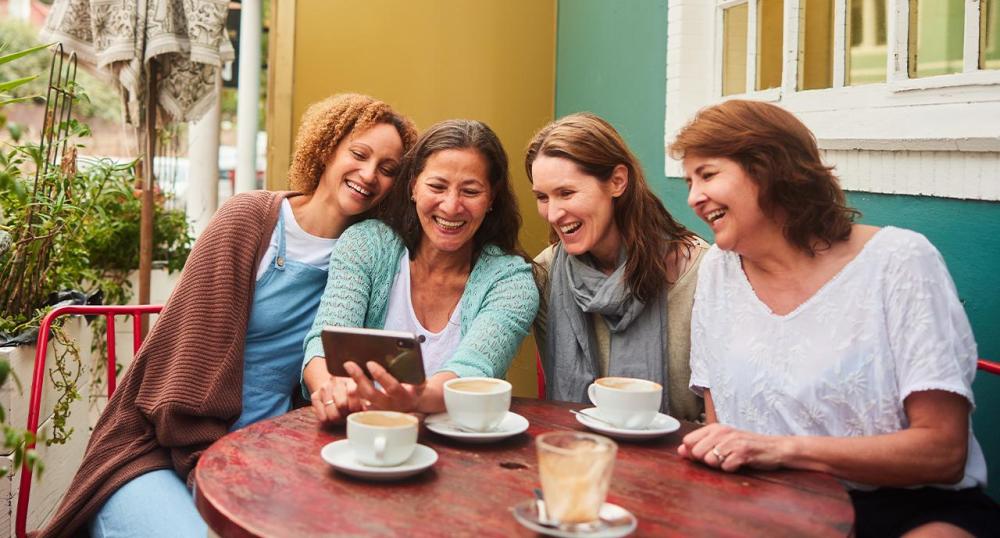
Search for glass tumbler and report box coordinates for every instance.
[536,431,618,525]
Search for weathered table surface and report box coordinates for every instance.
[194,398,854,537]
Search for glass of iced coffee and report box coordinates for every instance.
[536,431,618,527]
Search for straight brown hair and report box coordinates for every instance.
[526,113,697,303]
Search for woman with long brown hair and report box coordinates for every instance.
[672,99,998,537]
[526,113,706,422]
[302,119,538,420]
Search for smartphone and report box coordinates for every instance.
[321,326,427,385]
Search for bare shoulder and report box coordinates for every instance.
[840,224,881,258]
[851,224,881,245]
[819,224,881,270]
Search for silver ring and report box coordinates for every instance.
[712,446,727,463]
[323,399,335,406]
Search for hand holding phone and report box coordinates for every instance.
[343,360,427,414]
[322,326,427,385]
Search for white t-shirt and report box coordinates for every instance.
[689,227,986,490]
[383,250,463,376]
[255,199,337,280]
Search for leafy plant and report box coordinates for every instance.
[0,41,193,449]
[0,39,49,477]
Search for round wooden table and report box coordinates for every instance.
[195,398,854,537]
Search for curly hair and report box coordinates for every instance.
[287,94,418,193]
[669,100,859,255]
[377,119,529,263]
[525,113,697,303]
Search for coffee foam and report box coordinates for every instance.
[448,379,505,394]
[352,412,415,428]
[595,377,660,392]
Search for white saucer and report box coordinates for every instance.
[511,498,637,537]
[574,408,680,440]
[424,411,529,443]
[320,440,437,481]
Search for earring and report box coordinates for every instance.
[410,196,415,203]
[487,206,493,212]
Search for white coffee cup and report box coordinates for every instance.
[443,377,512,432]
[346,411,418,467]
[587,377,662,429]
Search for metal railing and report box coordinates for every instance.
[16,304,163,538]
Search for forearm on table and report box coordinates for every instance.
[779,427,968,487]
[702,390,969,486]
[415,372,457,414]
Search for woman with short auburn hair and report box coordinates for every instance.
[526,112,707,422]
[672,99,999,537]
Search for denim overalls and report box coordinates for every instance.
[232,207,329,430]
[91,208,329,537]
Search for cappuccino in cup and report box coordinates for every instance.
[352,412,415,428]
[347,411,418,467]
[443,377,511,432]
[447,379,504,393]
[587,377,662,429]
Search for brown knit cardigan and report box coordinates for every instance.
[36,190,288,537]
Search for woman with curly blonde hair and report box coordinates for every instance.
[38,94,416,538]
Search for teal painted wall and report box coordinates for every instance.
[554,0,673,203]
[555,0,1000,497]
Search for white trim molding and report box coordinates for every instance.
[665,0,1000,201]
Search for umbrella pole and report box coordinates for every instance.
[139,61,157,336]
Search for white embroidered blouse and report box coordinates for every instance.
[689,227,987,490]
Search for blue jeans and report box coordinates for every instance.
[89,468,207,537]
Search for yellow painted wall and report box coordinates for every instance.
[268,0,556,397]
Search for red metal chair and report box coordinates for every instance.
[978,359,1000,376]
[15,304,163,538]
[536,350,545,399]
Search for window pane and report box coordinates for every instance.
[723,3,749,95]
[909,0,965,78]
[800,0,834,89]
[847,0,888,84]
[983,0,1000,69]
[757,0,784,90]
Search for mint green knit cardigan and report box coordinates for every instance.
[302,219,539,383]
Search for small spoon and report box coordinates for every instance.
[533,488,552,526]
[569,409,621,429]
[448,422,480,433]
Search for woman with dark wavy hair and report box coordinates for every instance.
[672,99,998,537]
[302,119,539,421]
[526,113,706,422]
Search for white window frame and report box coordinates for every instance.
[665,0,1000,188]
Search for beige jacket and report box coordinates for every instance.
[533,239,708,422]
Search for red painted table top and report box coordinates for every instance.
[194,398,854,537]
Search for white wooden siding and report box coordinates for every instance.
[823,149,1000,201]
[665,0,1000,202]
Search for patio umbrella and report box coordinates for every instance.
[39,0,234,313]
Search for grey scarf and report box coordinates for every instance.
[544,244,668,410]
